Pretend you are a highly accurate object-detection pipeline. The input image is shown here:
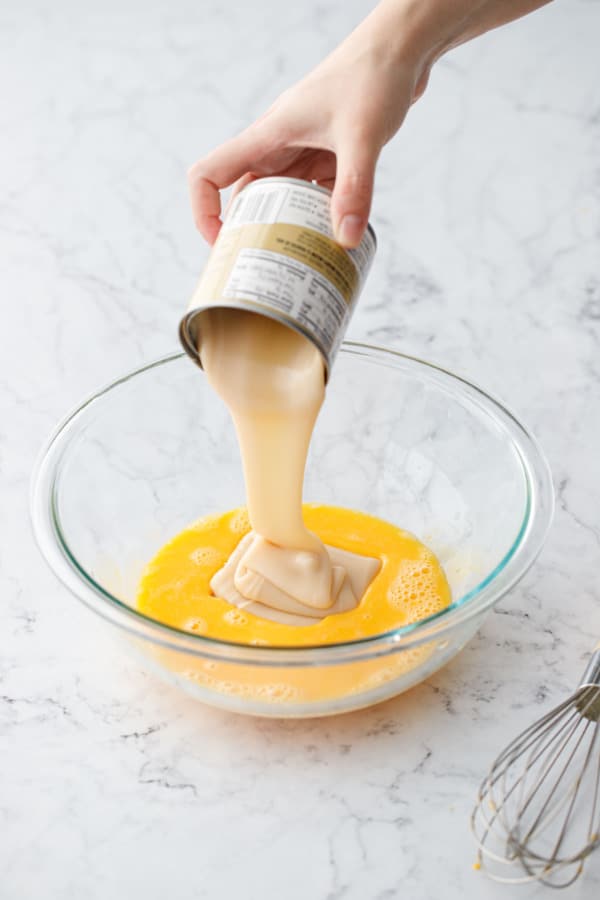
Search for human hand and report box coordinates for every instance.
[188,19,426,249]
[188,0,552,249]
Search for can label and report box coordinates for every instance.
[180,177,376,375]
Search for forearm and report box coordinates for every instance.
[405,0,552,54]
[344,0,553,84]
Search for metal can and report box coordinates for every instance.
[179,176,376,378]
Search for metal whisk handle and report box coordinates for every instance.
[579,647,600,690]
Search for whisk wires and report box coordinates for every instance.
[471,676,600,888]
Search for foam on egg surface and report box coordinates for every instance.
[137,505,452,647]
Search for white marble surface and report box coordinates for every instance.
[2,0,600,897]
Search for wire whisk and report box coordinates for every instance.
[471,645,600,888]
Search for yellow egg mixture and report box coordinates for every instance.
[138,504,451,646]
[137,309,451,705]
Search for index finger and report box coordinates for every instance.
[188,129,265,244]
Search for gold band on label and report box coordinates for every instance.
[191,222,359,308]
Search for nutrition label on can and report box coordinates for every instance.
[184,177,377,372]
[222,246,349,358]
[226,179,376,282]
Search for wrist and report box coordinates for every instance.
[365,0,553,64]
[357,0,472,67]
[336,0,473,103]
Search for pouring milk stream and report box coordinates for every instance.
[180,178,379,625]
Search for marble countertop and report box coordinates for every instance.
[2,1,600,897]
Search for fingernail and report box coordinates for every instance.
[337,214,364,248]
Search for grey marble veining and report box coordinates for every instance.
[1,0,600,897]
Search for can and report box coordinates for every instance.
[179,176,377,379]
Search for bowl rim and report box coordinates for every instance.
[30,343,555,666]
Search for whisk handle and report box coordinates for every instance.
[579,646,600,689]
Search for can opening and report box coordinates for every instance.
[180,305,330,383]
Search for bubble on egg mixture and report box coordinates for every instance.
[229,507,250,534]
[189,546,224,567]
[183,669,299,702]
[387,551,442,621]
[223,608,248,626]
[253,683,298,702]
[185,616,208,634]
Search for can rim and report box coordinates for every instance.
[179,303,332,381]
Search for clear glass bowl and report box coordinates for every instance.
[31,344,554,717]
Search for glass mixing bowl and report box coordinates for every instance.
[31,344,554,717]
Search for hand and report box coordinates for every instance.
[188,27,426,249]
[188,0,551,249]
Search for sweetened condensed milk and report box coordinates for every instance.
[138,178,451,648]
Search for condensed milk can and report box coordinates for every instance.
[180,176,376,378]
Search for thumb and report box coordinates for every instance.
[331,146,377,249]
